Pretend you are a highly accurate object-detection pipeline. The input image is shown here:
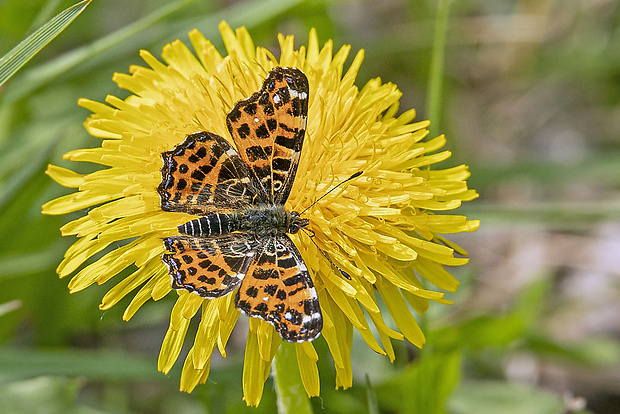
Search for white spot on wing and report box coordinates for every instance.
[273,94,281,104]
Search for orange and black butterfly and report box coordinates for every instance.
[157,67,321,342]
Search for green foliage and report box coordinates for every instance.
[0,377,105,414]
[376,351,462,414]
[0,0,618,413]
[0,300,21,318]
[0,348,166,382]
[0,0,91,87]
[449,381,589,414]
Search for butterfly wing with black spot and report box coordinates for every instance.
[163,234,258,298]
[235,235,322,342]
[226,67,309,205]
[158,131,265,215]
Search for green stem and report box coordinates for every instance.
[426,0,452,138]
[273,342,313,414]
[420,1,452,349]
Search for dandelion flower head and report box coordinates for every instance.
[42,21,479,405]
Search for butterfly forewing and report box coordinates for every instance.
[226,67,309,205]
[163,234,258,298]
[158,131,263,215]
[235,235,322,342]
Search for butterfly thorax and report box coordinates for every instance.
[177,205,308,238]
[238,205,308,237]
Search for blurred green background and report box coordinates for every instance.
[1,0,619,413]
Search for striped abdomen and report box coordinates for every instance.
[178,213,239,237]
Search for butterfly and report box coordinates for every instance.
[157,67,322,342]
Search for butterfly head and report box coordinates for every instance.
[287,211,309,234]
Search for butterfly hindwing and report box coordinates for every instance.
[163,234,258,298]
[235,235,322,342]
[158,131,263,215]
[226,67,309,205]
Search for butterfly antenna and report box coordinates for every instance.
[301,228,352,280]
[300,171,363,216]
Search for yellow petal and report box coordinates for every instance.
[180,348,210,393]
[376,278,425,348]
[296,342,320,397]
[243,319,275,407]
[158,310,190,374]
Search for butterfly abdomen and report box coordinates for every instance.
[177,205,307,239]
[178,213,240,237]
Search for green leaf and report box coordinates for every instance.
[527,335,620,367]
[428,278,550,351]
[513,277,553,326]
[0,0,92,87]
[376,351,462,414]
[449,381,572,414]
[428,314,525,351]
[272,342,313,414]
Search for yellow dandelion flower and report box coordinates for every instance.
[42,21,479,406]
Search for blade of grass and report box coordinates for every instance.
[0,348,168,382]
[2,0,197,104]
[0,122,63,214]
[458,200,620,230]
[470,154,620,188]
[0,244,68,278]
[2,0,309,105]
[0,0,92,87]
[426,0,452,137]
